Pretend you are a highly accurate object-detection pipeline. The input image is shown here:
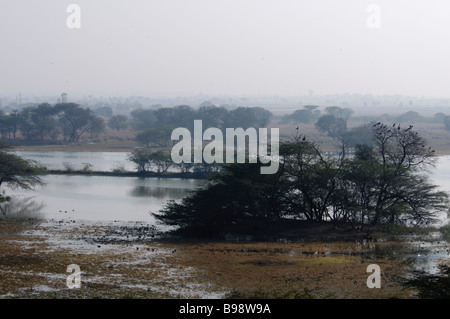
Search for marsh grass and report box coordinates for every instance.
[170,241,414,299]
[0,222,418,299]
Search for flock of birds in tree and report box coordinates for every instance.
[294,122,435,153]
[295,126,306,141]
[373,122,435,153]
[373,121,414,132]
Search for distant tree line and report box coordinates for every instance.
[283,105,450,127]
[127,149,222,176]
[283,106,450,147]
[130,105,272,148]
[0,103,105,143]
[153,123,449,238]
[127,105,273,174]
[283,105,375,156]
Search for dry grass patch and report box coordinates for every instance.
[168,241,415,299]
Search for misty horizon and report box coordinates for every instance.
[1,1,450,99]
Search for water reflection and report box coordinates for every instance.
[0,196,45,222]
[16,151,134,171]
[5,175,203,222]
[129,186,193,199]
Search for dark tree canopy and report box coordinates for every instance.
[0,142,45,198]
[153,161,282,237]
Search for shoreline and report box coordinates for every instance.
[15,143,138,153]
[45,169,209,179]
[13,142,450,156]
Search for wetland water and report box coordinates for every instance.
[6,175,202,223]
[7,151,450,224]
[7,151,202,223]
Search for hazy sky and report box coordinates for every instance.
[1,0,450,98]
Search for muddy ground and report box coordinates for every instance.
[1,218,448,299]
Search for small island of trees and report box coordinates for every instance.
[153,122,449,239]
